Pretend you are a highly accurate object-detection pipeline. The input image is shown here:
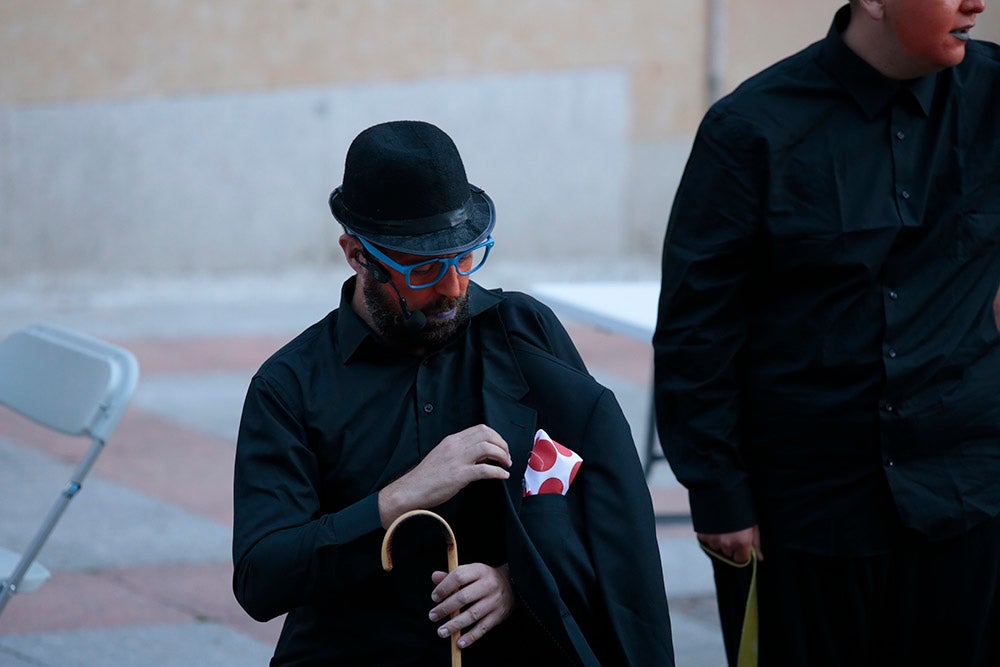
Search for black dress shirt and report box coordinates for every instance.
[234,279,572,666]
[654,6,1000,555]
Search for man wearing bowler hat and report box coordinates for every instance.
[232,120,674,666]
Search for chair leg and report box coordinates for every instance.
[0,578,15,614]
[0,437,105,618]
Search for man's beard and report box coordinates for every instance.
[362,278,471,351]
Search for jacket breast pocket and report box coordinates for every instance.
[519,495,596,618]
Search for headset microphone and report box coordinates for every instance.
[389,280,427,332]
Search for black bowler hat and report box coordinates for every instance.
[329,120,495,255]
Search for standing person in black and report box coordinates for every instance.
[233,120,674,666]
[654,1,999,665]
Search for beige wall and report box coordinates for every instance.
[0,1,704,137]
[5,1,996,137]
[2,1,998,282]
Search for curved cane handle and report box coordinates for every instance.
[381,509,458,572]
[380,509,461,666]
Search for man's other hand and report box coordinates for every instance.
[378,424,512,527]
[698,525,763,564]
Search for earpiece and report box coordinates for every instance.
[356,252,390,284]
[369,263,390,284]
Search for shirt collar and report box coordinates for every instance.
[335,276,370,362]
[818,5,937,119]
[335,276,504,362]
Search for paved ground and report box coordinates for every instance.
[0,263,727,666]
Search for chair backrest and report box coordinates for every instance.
[0,323,139,442]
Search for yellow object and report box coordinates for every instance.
[699,542,758,667]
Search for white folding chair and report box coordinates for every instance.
[0,323,139,617]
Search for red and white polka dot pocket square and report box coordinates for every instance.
[523,429,582,497]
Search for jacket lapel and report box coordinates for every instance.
[478,307,537,506]
[475,306,601,667]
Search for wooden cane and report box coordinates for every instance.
[381,509,461,667]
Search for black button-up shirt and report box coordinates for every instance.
[234,279,533,666]
[654,7,1000,555]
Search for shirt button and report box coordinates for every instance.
[900,189,911,200]
[888,290,899,300]
[895,130,906,140]
[886,457,895,467]
[882,402,895,413]
[887,348,897,359]
[423,403,434,414]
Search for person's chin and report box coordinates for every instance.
[932,39,968,68]
[938,48,967,68]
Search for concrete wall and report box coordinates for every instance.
[2,1,998,284]
[0,70,630,277]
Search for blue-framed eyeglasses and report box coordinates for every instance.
[354,234,494,289]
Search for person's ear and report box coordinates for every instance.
[856,0,886,20]
[340,234,366,273]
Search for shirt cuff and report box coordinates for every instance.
[688,483,758,534]
[317,493,383,546]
